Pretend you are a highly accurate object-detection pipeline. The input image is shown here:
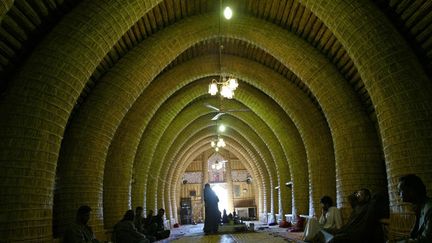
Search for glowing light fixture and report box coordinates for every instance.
[211,121,226,151]
[207,50,239,99]
[211,137,226,151]
[208,82,218,96]
[218,124,226,132]
[224,6,233,20]
[211,162,223,170]
[208,2,238,99]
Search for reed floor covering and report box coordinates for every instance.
[157,222,305,242]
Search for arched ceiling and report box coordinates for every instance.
[1,0,431,120]
[0,0,429,193]
[1,0,432,240]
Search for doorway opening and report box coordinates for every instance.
[211,183,228,213]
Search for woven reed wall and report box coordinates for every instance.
[0,0,161,240]
[109,13,382,216]
[171,135,268,221]
[166,148,208,222]
[220,15,387,212]
[173,127,274,211]
[129,16,221,211]
[170,142,262,226]
[170,136,261,212]
[176,149,258,219]
[145,92,295,218]
[222,55,336,216]
[169,140,210,221]
[139,85,211,212]
[134,54,331,216]
[98,55,270,218]
[54,13,221,235]
[302,0,432,226]
[185,160,202,172]
[236,89,296,215]
[225,118,279,216]
[143,105,275,211]
[0,9,382,239]
[0,0,431,241]
[168,137,265,222]
[103,60,217,228]
[237,85,308,215]
[305,0,432,227]
[161,129,220,219]
[183,117,279,213]
[136,108,276,215]
[0,0,14,23]
[224,151,235,212]
[171,145,210,222]
[231,159,246,170]
[156,104,277,216]
[105,13,384,216]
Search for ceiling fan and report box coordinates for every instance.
[215,158,228,164]
[212,158,228,170]
[205,103,250,120]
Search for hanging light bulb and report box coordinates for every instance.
[218,124,226,132]
[208,82,218,95]
[224,6,233,20]
[217,137,226,147]
[210,135,227,151]
[220,84,234,99]
[216,138,222,148]
[228,78,238,90]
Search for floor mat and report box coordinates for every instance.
[157,222,303,242]
[170,232,292,242]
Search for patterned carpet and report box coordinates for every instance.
[157,223,304,243]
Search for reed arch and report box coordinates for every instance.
[0,1,431,240]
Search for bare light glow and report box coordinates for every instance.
[218,124,226,132]
[224,6,233,20]
[211,136,226,151]
[228,78,238,90]
[220,84,234,99]
[216,138,226,147]
[211,184,228,212]
[208,83,218,95]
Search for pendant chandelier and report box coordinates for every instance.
[210,136,226,152]
[210,121,226,151]
[208,1,238,99]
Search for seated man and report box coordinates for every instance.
[222,209,229,224]
[303,196,342,241]
[134,207,145,233]
[112,210,149,243]
[332,188,384,243]
[134,207,156,242]
[396,174,432,242]
[63,205,99,243]
[143,209,154,230]
[151,208,170,240]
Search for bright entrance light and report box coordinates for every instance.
[211,184,228,213]
[224,7,233,20]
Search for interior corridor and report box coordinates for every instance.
[0,0,431,242]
